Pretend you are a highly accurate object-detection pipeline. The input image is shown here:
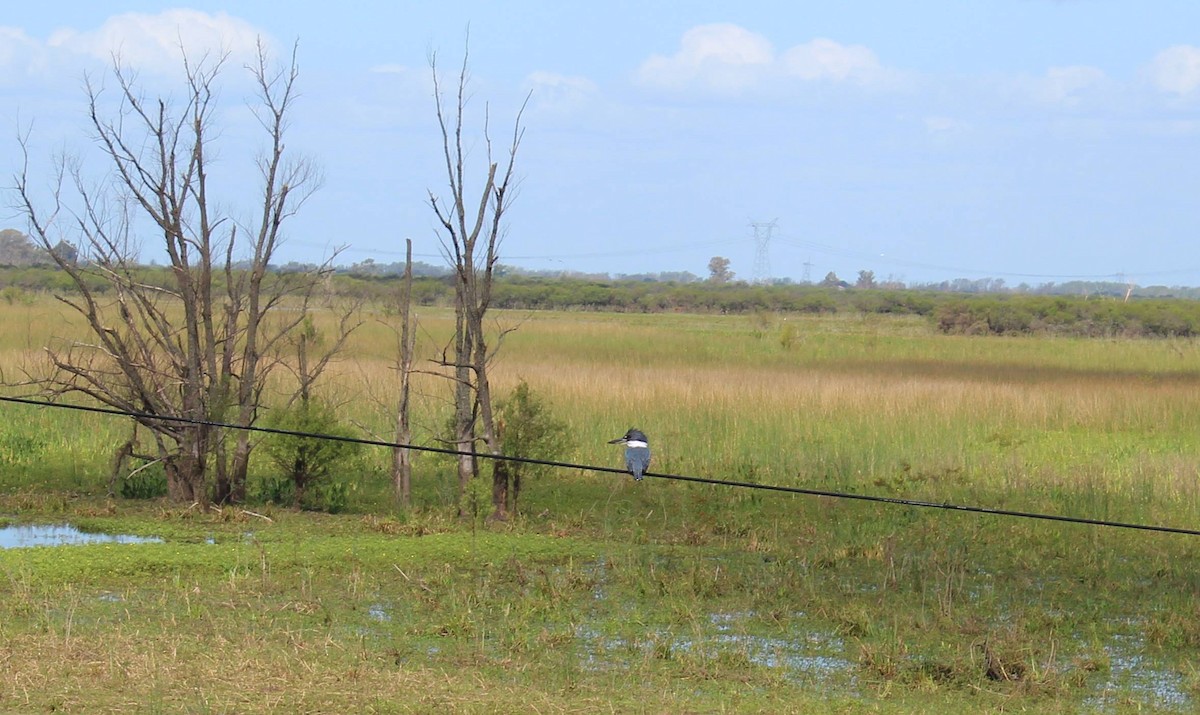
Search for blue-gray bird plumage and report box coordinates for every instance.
[608,428,650,481]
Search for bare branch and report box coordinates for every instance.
[11,42,346,506]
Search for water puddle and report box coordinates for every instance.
[573,611,856,685]
[0,523,162,549]
[1085,633,1190,711]
[705,612,854,680]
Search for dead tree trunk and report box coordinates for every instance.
[428,46,527,520]
[452,290,477,517]
[392,239,415,507]
[14,41,347,505]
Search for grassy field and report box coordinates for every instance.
[2,296,1200,712]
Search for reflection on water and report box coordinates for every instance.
[1087,633,1190,711]
[0,529,1191,709]
[573,613,856,686]
[0,523,162,548]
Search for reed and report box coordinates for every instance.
[3,295,1200,712]
[5,299,1200,512]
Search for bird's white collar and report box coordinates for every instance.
[625,440,648,449]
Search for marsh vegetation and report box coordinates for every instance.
[2,296,1200,713]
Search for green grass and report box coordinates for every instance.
[2,298,1200,712]
[2,503,1197,713]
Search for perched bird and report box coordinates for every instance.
[608,428,651,481]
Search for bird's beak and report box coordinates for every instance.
[607,437,627,444]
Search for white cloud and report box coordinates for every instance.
[370,64,413,76]
[525,71,599,113]
[368,62,429,92]
[1146,45,1200,95]
[780,38,884,83]
[923,115,967,135]
[0,26,45,84]
[46,10,268,74]
[635,24,899,95]
[983,64,1109,112]
[1032,65,1107,104]
[1141,119,1200,136]
[635,23,774,93]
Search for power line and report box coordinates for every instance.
[282,236,1199,285]
[2,394,1198,537]
[771,235,1197,283]
[299,238,754,264]
[750,219,777,284]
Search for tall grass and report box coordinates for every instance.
[4,298,1199,520]
[4,295,1200,711]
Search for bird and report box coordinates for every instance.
[608,428,650,481]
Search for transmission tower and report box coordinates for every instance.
[750,219,777,284]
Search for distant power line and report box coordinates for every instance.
[291,238,754,264]
[771,236,1197,282]
[282,234,1198,284]
[750,219,777,284]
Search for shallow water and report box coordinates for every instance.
[573,611,856,686]
[1085,633,1190,711]
[0,523,162,548]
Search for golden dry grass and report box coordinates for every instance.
[4,296,1200,508]
[4,295,1200,713]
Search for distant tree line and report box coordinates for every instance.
[3,231,1199,338]
[6,264,1197,338]
[0,228,77,267]
[931,294,1200,338]
[5,231,1197,300]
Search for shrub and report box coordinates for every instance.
[778,321,799,350]
[260,399,360,511]
[118,464,168,499]
[495,380,571,507]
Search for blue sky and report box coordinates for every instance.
[4,2,1200,286]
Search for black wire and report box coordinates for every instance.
[2,394,1198,537]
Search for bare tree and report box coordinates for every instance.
[13,41,350,505]
[392,238,415,507]
[428,47,526,520]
